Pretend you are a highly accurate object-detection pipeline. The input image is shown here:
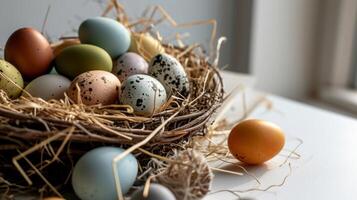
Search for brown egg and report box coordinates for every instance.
[67,70,121,105]
[51,38,80,56]
[228,119,285,165]
[5,27,54,80]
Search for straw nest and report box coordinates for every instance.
[0,1,224,197]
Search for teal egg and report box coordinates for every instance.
[72,147,138,200]
[79,17,131,59]
[55,44,112,79]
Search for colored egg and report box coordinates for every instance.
[228,119,285,165]
[72,147,138,200]
[0,59,24,98]
[79,17,130,58]
[112,52,148,82]
[55,44,112,79]
[129,33,165,61]
[4,27,54,80]
[131,184,176,200]
[52,38,80,56]
[42,197,65,200]
[149,53,189,96]
[23,74,71,100]
[67,70,120,105]
[120,74,167,116]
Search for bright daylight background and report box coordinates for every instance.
[1,0,356,117]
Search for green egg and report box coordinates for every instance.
[55,44,113,79]
[0,59,24,98]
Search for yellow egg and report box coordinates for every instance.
[52,38,80,56]
[129,33,165,61]
[0,59,24,98]
[228,119,285,165]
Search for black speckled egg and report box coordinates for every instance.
[112,52,148,82]
[131,184,176,200]
[67,70,121,105]
[120,74,167,116]
[149,53,189,96]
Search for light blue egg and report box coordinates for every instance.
[72,147,138,200]
[79,17,131,59]
[131,184,176,200]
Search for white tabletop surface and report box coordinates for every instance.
[205,71,357,199]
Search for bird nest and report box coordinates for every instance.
[0,1,224,197]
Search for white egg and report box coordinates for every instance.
[120,74,167,116]
[23,74,71,100]
[149,53,189,96]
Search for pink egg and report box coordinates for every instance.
[112,52,148,82]
[67,70,120,105]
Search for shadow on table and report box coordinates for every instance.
[211,162,270,190]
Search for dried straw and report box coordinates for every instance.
[0,1,302,199]
[0,0,224,197]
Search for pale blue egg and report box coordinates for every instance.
[79,17,131,59]
[72,147,138,200]
[131,184,176,200]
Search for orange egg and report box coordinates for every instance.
[5,27,54,80]
[42,197,64,200]
[228,119,285,165]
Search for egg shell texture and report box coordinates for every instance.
[79,17,131,58]
[228,119,285,165]
[24,74,71,100]
[67,70,120,105]
[72,147,138,200]
[149,53,189,96]
[0,59,24,98]
[120,74,167,116]
[5,27,53,80]
[131,184,176,200]
[112,52,148,82]
[55,44,112,79]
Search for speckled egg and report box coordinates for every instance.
[149,53,189,96]
[131,184,176,200]
[67,70,120,105]
[23,74,71,100]
[0,59,24,98]
[72,147,138,200]
[120,74,167,116]
[112,52,148,82]
[79,17,131,58]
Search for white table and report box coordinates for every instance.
[205,71,357,199]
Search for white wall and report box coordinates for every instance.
[0,0,238,69]
[250,0,321,100]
